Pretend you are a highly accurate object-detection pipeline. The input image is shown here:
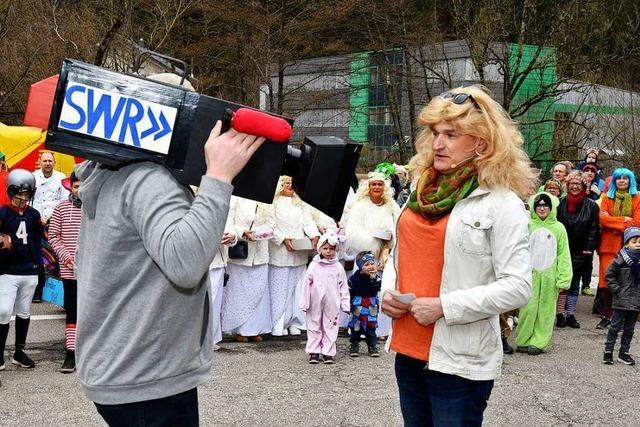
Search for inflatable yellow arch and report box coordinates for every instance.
[0,122,78,175]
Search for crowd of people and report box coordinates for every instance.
[1,83,640,427]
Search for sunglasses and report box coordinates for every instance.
[440,91,480,109]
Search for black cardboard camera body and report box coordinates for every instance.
[46,59,287,203]
[46,59,361,219]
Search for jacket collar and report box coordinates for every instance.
[467,187,491,199]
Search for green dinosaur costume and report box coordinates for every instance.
[516,192,572,351]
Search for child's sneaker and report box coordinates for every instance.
[308,353,320,364]
[602,352,613,365]
[323,355,335,364]
[596,318,611,329]
[618,353,636,365]
[368,346,380,358]
[349,343,359,357]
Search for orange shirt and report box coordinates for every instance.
[390,208,449,361]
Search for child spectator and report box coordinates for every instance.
[348,251,382,357]
[602,227,640,365]
[0,170,44,370]
[516,192,572,355]
[300,231,349,364]
[48,172,82,373]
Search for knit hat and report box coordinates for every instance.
[316,229,346,254]
[580,162,599,173]
[624,227,640,245]
[356,252,376,270]
[585,148,599,158]
[533,193,552,209]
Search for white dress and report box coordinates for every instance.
[269,196,319,335]
[208,216,237,345]
[220,197,273,336]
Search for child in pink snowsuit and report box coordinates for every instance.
[301,231,350,364]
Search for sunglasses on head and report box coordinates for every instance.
[440,91,480,109]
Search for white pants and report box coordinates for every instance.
[0,274,38,324]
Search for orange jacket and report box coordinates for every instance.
[598,195,640,255]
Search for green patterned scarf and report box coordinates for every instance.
[613,191,632,217]
[408,165,478,217]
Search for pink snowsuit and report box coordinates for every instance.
[300,254,350,356]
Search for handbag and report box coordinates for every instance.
[228,240,249,259]
[227,205,258,260]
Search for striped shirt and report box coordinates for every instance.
[49,199,82,279]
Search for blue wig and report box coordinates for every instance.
[607,167,638,198]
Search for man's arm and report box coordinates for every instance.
[126,122,264,289]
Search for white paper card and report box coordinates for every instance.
[392,292,416,304]
[372,229,392,241]
[291,238,313,251]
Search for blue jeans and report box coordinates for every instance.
[605,309,638,354]
[94,388,199,427]
[395,353,493,427]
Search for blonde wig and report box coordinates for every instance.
[355,171,394,206]
[409,85,538,198]
[273,175,303,205]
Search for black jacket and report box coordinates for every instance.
[557,196,600,256]
[348,270,381,298]
[605,254,640,311]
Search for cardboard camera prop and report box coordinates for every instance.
[46,59,361,220]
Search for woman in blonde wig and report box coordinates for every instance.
[269,176,320,336]
[381,86,535,426]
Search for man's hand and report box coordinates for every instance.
[204,121,266,183]
[381,291,410,318]
[65,260,75,269]
[283,238,295,252]
[221,232,235,245]
[409,297,444,326]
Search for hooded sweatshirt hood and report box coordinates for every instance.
[529,191,559,225]
[75,161,110,220]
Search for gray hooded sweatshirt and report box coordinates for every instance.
[74,160,232,404]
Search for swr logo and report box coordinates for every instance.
[58,83,177,155]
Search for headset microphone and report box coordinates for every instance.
[450,155,477,169]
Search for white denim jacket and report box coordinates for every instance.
[382,187,532,381]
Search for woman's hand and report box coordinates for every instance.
[310,236,319,250]
[283,238,295,252]
[242,230,256,241]
[381,291,410,318]
[221,232,235,245]
[409,297,444,326]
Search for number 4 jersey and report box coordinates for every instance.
[0,204,44,275]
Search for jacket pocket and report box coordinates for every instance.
[437,318,497,357]
[456,214,493,257]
